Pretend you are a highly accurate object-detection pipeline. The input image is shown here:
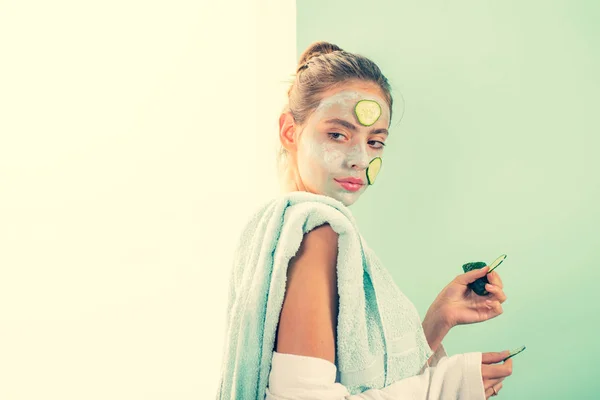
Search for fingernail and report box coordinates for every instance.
[486,283,494,290]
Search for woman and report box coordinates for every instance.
[217,41,513,400]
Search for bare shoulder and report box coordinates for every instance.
[302,222,339,250]
[275,223,340,364]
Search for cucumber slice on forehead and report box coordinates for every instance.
[355,100,382,126]
[366,157,382,185]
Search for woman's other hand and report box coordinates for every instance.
[430,266,508,328]
[481,350,513,398]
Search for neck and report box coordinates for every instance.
[280,165,305,194]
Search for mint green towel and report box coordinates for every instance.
[217,192,433,399]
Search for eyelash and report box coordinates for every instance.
[328,132,386,149]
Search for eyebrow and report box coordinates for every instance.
[324,118,389,135]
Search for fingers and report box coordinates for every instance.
[456,266,489,285]
[482,351,510,364]
[482,359,513,379]
[484,299,504,316]
[482,353,511,398]
[485,382,503,398]
[485,377,505,388]
[485,284,507,304]
[487,271,503,289]
[485,382,502,398]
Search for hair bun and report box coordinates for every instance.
[298,41,343,69]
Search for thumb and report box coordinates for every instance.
[482,350,510,364]
[456,266,489,285]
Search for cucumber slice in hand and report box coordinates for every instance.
[366,157,382,185]
[462,254,507,296]
[503,345,526,361]
[355,100,382,126]
[488,254,507,273]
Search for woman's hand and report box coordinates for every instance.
[481,350,513,398]
[430,266,507,328]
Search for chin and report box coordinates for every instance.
[334,191,364,207]
[309,184,366,207]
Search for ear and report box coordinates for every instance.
[279,112,298,152]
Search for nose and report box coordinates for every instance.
[346,144,370,170]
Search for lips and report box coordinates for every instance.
[335,177,364,185]
[335,177,365,192]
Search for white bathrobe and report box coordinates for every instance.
[266,344,486,400]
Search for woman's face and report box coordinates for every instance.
[293,82,390,206]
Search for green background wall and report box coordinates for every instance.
[297,1,599,398]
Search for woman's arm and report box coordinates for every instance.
[275,222,339,363]
[422,307,451,365]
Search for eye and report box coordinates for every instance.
[328,132,346,141]
[368,140,386,149]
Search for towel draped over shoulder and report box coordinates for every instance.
[217,192,434,399]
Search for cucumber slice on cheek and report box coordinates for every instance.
[366,157,382,185]
[461,254,507,296]
[355,100,382,126]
